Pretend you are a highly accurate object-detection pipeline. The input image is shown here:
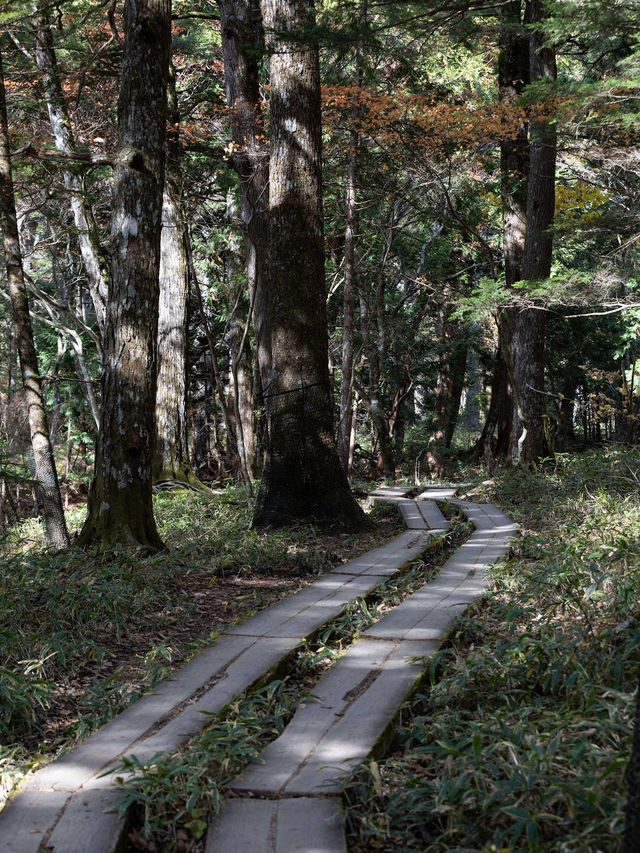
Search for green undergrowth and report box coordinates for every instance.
[114,519,470,852]
[0,487,397,807]
[345,446,638,853]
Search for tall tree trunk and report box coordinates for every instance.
[78,0,171,549]
[338,0,366,475]
[229,314,256,478]
[557,377,576,439]
[509,0,557,464]
[50,253,101,430]
[475,335,513,465]
[33,3,109,333]
[360,290,394,480]
[338,126,358,474]
[189,243,239,470]
[154,64,204,489]
[444,343,467,449]
[462,347,482,433]
[219,0,271,387]
[154,180,192,483]
[426,296,467,478]
[0,49,69,548]
[253,0,371,530]
[497,0,548,465]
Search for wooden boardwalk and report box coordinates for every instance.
[0,486,516,853]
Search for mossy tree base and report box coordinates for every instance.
[152,460,213,494]
[77,483,165,551]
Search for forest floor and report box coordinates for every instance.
[345,447,638,853]
[0,488,402,809]
[1,446,637,853]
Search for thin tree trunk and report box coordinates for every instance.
[0,49,69,548]
[49,252,101,430]
[188,242,238,465]
[154,64,205,490]
[229,313,255,490]
[33,3,109,332]
[462,347,482,433]
[426,282,466,477]
[78,0,171,549]
[360,290,394,480]
[253,0,371,530]
[339,126,358,473]
[475,336,513,465]
[444,344,467,448]
[497,0,529,464]
[557,378,576,439]
[338,1,366,474]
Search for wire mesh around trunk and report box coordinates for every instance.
[253,379,335,525]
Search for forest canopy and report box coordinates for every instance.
[0,0,637,537]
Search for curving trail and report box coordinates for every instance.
[0,487,516,853]
[206,487,517,853]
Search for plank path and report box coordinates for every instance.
[0,486,516,853]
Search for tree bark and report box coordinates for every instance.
[496,0,528,465]
[475,335,513,465]
[219,0,271,387]
[498,0,554,465]
[33,2,109,333]
[253,0,371,530]
[360,289,394,480]
[338,0,366,475]
[510,0,557,464]
[426,295,467,478]
[0,48,69,549]
[338,126,358,474]
[153,64,205,490]
[78,0,171,549]
[229,313,256,479]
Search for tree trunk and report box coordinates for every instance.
[78,0,171,549]
[426,286,467,478]
[510,0,557,464]
[497,0,528,464]
[219,0,271,388]
[444,343,467,448]
[153,64,204,490]
[0,49,69,549]
[474,334,513,462]
[189,245,239,472]
[154,181,192,484]
[338,1,366,474]
[360,290,394,480]
[338,126,358,474]
[229,314,256,478]
[462,347,482,433]
[426,346,466,478]
[498,0,553,465]
[49,252,101,430]
[557,378,576,439]
[253,0,371,531]
[33,2,109,333]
